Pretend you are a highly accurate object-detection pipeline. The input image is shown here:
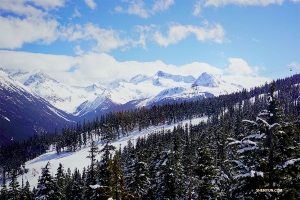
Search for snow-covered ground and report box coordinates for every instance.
[11,116,208,188]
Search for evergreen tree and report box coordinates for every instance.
[0,168,8,200]
[194,143,218,199]
[55,163,66,199]
[108,153,129,200]
[35,162,60,200]
[228,82,300,199]
[20,180,33,200]
[8,169,20,200]
[70,168,82,200]
[124,151,150,199]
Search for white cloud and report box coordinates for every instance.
[291,0,300,2]
[84,0,97,9]
[252,38,260,42]
[0,50,223,86]
[115,0,149,18]
[152,0,175,12]
[0,51,271,89]
[72,7,82,18]
[0,0,66,17]
[61,23,129,53]
[0,16,59,49]
[153,22,226,46]
[226,57,259,76]
[74,45,84,55]
[288,62,300,69]
[222,58,271,89]
[204,0,284,7]
[193,1,202,16]
[0,0,66,49]
[132,24,156,49]
[115,0,174,18]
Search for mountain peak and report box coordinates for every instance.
[156,70,167,77]
[192,72,221,88]
[24,71,58,86]
[129,74,149,85]
[154,71,196,83]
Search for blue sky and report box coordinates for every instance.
[0,0,299,88]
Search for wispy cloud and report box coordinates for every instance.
[72,7,82,18]
[291,0,300,3]
[252,38,260,42]
[288,62,300,69]
[192,1,202,16]
[61,23,129,53]
[84,0,97,9]
[74,45,84,55]
[115,0,174,18]
[153,22,226,46]
[204,0,284,7]
[152,0,175,12]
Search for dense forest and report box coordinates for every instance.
[0,74,299,199]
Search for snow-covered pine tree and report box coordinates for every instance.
[162,132,185,199]
[55,163,66,199]
[70,168,82,200]
[20,180,33,200]
[8,169,20,200]
[194,142,218,199]
[98,124,116,188]
[226,121,267,199]
[124,150,150,199]
[35,162,61,200]
[108,153,130,199]
[227,82,300,199]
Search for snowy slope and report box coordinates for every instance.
[13,116,208,189]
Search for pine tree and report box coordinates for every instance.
[228,82,300,199]
[86,140,100,186]
[108,153,129,200]
[194,143,217,199]
[8,169,20,200]
[55,163,66,199]
[35,162,60,200]
[0,168,8,200]
[162,133,185,199]
[124,151,150,199]
[70,168,82,200]
[20,180,33,200]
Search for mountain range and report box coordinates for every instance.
[0,68,243,145]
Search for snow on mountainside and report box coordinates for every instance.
[4,69,106,114]
[155,70,196,83]
[0,71,74,146]
[11,116,208,189]
[1,68,243,118]
[192,72,221,87]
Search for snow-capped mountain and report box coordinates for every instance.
[0,71,74,146]
[4,69,106,115]
[1,68,243,119]
[192,72,220,87]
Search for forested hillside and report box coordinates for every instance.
[0,74,299,199]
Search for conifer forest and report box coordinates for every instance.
[1,74,300,199]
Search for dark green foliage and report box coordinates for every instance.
[35,162,61,200]
[8,169,20,200]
